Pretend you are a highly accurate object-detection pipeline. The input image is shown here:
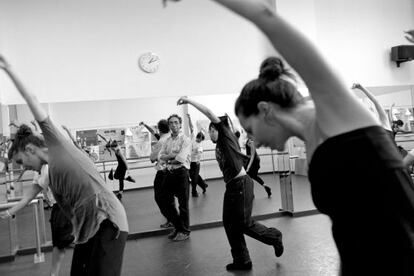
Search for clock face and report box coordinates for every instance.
[138,52,160,73]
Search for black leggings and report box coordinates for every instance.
[114,153,127,192]
[247,162,264,185]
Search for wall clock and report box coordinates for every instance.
[138,52,160,73]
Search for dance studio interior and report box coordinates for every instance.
[1,0,414,275]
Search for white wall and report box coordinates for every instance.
[0,0,271,104]
[277,0,414,86]
[2,0,414,131]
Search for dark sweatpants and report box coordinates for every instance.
[189,162,207,192]
[70,219,128,276]
[163,167,190,234]
[223,175,281,263]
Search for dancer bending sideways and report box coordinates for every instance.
[177,97,283,271]
[179,1,414,275]
[0,55,128,276]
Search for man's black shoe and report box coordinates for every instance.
[273,233,284,257]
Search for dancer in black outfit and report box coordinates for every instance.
[182,1,414,275]
[178,97,283,271]
[98,134,135,200]
[187,114,208,197]
[245,137,271,197]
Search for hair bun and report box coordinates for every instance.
[16,124,33,139]
[259,57,286,81]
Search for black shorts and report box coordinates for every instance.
[50,204,74,249]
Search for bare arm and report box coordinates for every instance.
[0,184,42,218]
[187,114,195,139]
[62,125,82,150]
[177,97,220,124]
[352,83,391,130]
[206,0,377,136]
[97,133,108,143]
[246,140,256,171]
[139,122,159,141]
[0,56,48,122]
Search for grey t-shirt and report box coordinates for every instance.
[39,117,128,244]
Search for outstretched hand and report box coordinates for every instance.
[139,122,145,126]
[177,96,189,105]
[0,55,9,70]
[351,83,362,90]
[405,30,414,43]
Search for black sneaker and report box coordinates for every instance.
[125,176,136,183]
[192,190,199,197]
[226,261,252,271]
[264,185,272,198]
[273,232,284,257]
[202,183,208,194]
[108,168,114,180]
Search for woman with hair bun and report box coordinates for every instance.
[0,55,128,276]
[177,96,283,271]
[193,1,414,274]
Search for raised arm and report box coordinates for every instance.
[0,56,48,122]
[187,114,195,138]
[177,97,220,124]
[139,122,159,141]
[97,133,108,143]
[62,125,82,150]
[199,0,377,136]
[352,83,391,131]
[245,139,256,172]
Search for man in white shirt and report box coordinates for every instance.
[159,114,192,241]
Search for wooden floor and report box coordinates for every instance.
[0,214,339,276]
[0,173,341,275]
